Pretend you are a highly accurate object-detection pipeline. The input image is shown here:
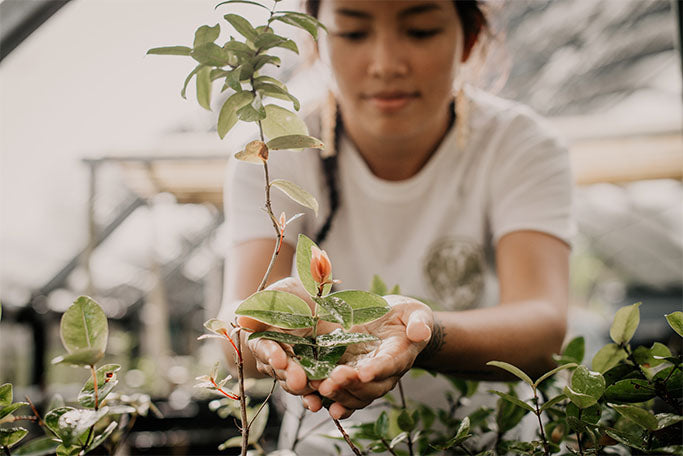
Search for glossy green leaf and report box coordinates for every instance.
[296,355,336,380]
[146,46,191,56]
[57,407,109,447]
[248,331,314,346]
[215,0,270,10]
[539,393,566,412]
[270,179,319,216]
[238,61,255,80]
[611,403,658,431]
[486,361,533,386]
[261,104,308,140]
[604,428,646,451]
[326,290,390,326]
[217,91,253,138]
[610,302,640,345]
[222,68,242,92]
[655,366,683,398]
[656,413,683,430]
[0,428,28,448]
[223,13,258,41]
[603,363,641,386]
[534,362,577,387]
[296,234,319,297]
[236,290,314,329]
[591,343,627,373]
[223,39,253,57]
[666,311,683,337]
[374,411,389,437]
[397,409,415,432]
[267,134,324,151]
[566,402,601,426]
[316,329,377,347]
[51,348,103,366]
[252,54,281,70]
[87,421,118,453]
[254,32,285,50]
[0,383,12,407]
[181,65,202,99]
[204,318,230,335]
[78,364,121,408]
[489,390,534,413]
[604,378,655,403]
[294,344,345,367]
[563,385,597,409]
[256,82,300,110]
[0,402,28,420]
[314,296,352,329]
[191,42,230,66]
[55,444,80,456]
[194,24,220,47]
[561,336,585,364]
[571,366,605,399]
[60,296,108,356]
[276,38,298,54]
[254,75,284,88]
[272,14,319,40]
[13,436,60,456]
[236,93,266,121]
[370,275,388,296]
[196,66,212,110]
[435,416,472,449]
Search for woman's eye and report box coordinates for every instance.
[336,31,368,41]
[407,28,442,39]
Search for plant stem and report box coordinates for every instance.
[83,364,100,450]
[248,379,277,430]
[333,418,362,456]
[24,395,44,428]
[397,380,414,456]
[458,444,474,456]
[576,408,585,456]
[380,438,399,456]
[2,445,10,456]
[532,389,550,456]
[236,329,249,456]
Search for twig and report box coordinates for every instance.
[576,408,585,456]
[248,379,277,430]
[333,418,362,456]
[532,391,550,456]
[24,395,44,427]
[237,329,249,456]
[397,380,414,456]
[380,438,399,456]
[458,443,474,456]
[83,364,100,450]
[2,445,11,456]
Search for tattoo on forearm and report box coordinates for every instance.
[417,320,445,363]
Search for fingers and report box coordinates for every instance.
[329,402,354,420]
[302,393,322,412]
[405,309,432,342]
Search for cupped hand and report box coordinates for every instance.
[236,277,337,396]
[303,295,433,419]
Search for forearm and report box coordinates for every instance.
[415,299,566,381]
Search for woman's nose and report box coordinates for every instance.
[367,33,408,79]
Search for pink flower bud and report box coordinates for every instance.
[310,245,332,285]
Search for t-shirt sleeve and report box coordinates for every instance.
[224,153,310,247]
[488,110,575,246]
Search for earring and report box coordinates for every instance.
[455,84,470,150]
[321,90,337,159]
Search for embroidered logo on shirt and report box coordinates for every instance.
[423,237,485,310]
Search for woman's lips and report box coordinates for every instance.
[365,91,418,112]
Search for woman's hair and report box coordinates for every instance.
[309,0,489,245]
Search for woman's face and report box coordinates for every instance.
[318,0,463,140]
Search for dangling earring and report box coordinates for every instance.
[321,90,337,159]
[455,84,469,150]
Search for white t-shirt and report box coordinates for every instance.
[225,88,574,454]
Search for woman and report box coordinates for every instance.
[222,0,573,452]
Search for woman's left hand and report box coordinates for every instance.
[302,295,433,419]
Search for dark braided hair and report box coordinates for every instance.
[314,108,343,244]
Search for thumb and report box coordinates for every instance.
[405,309,432,343]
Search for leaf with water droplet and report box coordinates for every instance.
[316,329,377,347]
[236,290,314,329]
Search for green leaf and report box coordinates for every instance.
[87,421,118,453]
[203,318,229,335]
[56,408,109,447]
[570,366,605,399]
[389,432,408,449]
[489,390,535,413]
[270,179,319,216]
[191,42,230,66]
[563,385,597,409]
[370,275,388,296]
[252,54,281,71]
[254,32,287,50]
[215,0,270,10]
[236,93,266,121]
[316,329,377,347]
[534,363,577,387]
[610,302,640,345]
[236,290,314,329]
[666,311,683,337]
[603,363,641,386]
[59,296,108,356]
[604,428,647,451]
[296,234,320,296]
[313,296,352,328]
[494,388,530,433]
[272,14,320,40]
[146,46,191,56]
[276,39,299,54]
[78,364,121,408]
[223,13,258,41]
[566,402,601,426]
[248,331,314,346]
[591,343,627,373]
[0,402,28,420]
[217,91,253,138]
[611,403,658,431]
[256,82,300,110]
[267,134,324,151]
[296,355,336,380]
[326,290,391,326]
[13,436,60,456]
[374,411,389,437]
[486,361,533,386]
[604,378,656,403]
[0,383,12,407]
[181,65,203,99]
[194,24,220,47]
[435,417,472,449]
[196,66,212,110]
[51,348,103,366]
[655,366,683,398]
[539,393,566,412]
[261,105,308,140]
[0,428,28,448]
[561,336,585,364]
[238,61,255,80]
[254,75,284,88]
[655,413,683,430]
[397,409,415,432]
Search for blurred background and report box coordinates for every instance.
[1,0,681,453]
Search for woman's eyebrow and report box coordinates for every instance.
[397,3,443,18]
[334,8,372,19]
